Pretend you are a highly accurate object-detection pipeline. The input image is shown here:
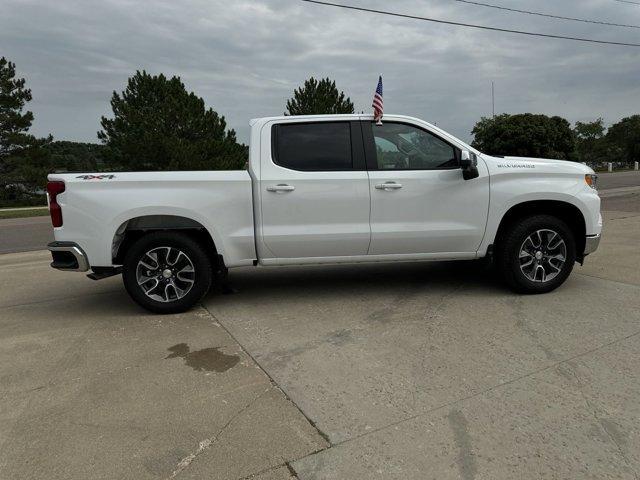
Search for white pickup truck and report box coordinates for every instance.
[47,114,602,313]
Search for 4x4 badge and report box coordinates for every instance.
[76,174,116,180]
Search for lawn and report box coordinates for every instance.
[0,207,49,220]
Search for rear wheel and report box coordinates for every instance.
[122,232,212,314]
[497,215,576,294]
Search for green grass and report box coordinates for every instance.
[0,207,49,220]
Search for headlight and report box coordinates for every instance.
[585,174,598,190]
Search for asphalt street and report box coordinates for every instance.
[1,194,639,479]
[0,215,54,254]
[597,170,640,189]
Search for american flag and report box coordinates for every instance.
[372,76,383,124]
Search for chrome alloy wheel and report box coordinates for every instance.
[136,247,195,302]
[519,229,567,283]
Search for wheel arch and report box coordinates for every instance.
[111,214,222,269]
[492,200,587,261]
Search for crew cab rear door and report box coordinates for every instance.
[257,120,371,260]
[363,120,490,256]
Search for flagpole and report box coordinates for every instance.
[492,81,495,118]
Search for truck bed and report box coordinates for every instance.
[47,170,256,268]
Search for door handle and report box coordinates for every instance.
[267,184,295,192]
[375,182,403,190]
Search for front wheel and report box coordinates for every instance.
[122,232,212,314]
[497,215,576,294]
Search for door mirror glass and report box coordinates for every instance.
[460,150,477,168]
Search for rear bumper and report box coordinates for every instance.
[584,234,601,256]
[47,241,90,272]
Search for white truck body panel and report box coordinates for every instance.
[367,164,490,255]
[47,171,256,268]
[48,114,602,273]
[477,155,602,256]
[252,115,370,261]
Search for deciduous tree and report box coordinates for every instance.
[574,118,607,165]
[471,113,575,160]
[605,115,640,165]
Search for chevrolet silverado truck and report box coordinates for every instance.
[46,114,602,313]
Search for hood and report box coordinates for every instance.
[484,155,594,175]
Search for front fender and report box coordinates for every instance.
[479,176,600,255]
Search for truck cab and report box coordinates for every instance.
[252,115,490,264]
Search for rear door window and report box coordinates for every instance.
[273,122,353,171]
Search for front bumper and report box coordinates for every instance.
[584,234,601,255]
[47,241,90,272]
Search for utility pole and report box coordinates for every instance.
[491,81,495,118]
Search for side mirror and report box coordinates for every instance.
[460,150,479,180]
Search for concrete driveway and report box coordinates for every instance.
[1,198,639,479]
[0,252,326,480]
[206,210,640,479]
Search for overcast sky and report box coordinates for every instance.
[2,0,640,144]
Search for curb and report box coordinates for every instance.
[0,206,48,212]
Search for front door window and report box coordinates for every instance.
[372,123,458,170]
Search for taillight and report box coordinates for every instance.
[47,181,65,227]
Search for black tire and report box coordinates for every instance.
[122,231,212,314]
[497,215,576,294]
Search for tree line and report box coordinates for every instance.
[1,56,638,207]
[471,114,639,166]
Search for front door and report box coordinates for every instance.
[363,121,489,255]
[259,120,371,259]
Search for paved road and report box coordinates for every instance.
[1,206,639,479]
[0,215,53,254]
[597,170,640,189]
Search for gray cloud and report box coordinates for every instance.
[2,0,639,144]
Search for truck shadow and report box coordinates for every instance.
[213,260,505,301]
[40,261,507,317]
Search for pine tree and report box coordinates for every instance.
[285,77,354,115]
[0,57,39,159]
[0,57,52,207]
[98,71,247,171]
